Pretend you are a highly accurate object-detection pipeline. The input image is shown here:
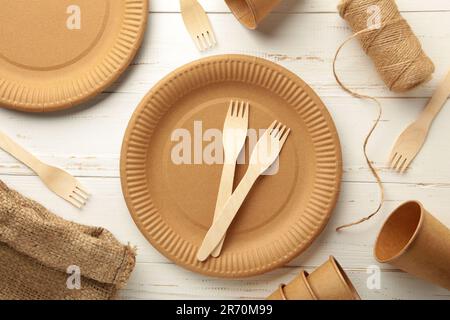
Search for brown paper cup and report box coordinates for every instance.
[307,256,361,300]
[267,271,317,300]
[225,0,282,29]
[374,201,450,290]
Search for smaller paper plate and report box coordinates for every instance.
[0,0,148,112]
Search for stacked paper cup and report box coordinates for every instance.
[268,256,361,300]
[225,0,282,29]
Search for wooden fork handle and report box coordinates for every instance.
[211,162,235,257]
[421,70,450,125]
[0,131,43,174]
[197,169,260,262]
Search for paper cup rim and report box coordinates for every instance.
[329,256,361,300]
[300,270,318,300]
[277,270,317,300]
[374,201,425,263]
[225,0,258,29]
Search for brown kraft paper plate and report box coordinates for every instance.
[0,0,148,112]
[120,54,342,278]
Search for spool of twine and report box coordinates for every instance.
[334,0,435,230]
[339,0,434,92]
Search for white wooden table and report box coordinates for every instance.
[1,0,450,300]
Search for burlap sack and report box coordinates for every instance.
[0,180,136,300]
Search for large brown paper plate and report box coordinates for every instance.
[0,0,147,112]
[121,55,342,278]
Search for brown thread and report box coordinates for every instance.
[333,32,384,231]
[334,0,434,230]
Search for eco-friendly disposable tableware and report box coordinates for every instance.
[0,131,89,208]
[267,271,317,300]
[225,0,282,29]
[307,256,361,300]
[180,0,217,51]
[197,120,291,261]
[211,101,249,257]
[120,54,342,278]
[374,201,450,290]
[389,70,450,173]
[0,0,148,112]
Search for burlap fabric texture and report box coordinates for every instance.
[0,180,136,300]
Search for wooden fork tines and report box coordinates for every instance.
[180,0,217,51]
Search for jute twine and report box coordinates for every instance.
[334,0,434,230]
[338,0,434,92]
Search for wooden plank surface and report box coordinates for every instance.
[0,0,449,300]
[150,0,450,13]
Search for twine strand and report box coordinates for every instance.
[332,31,384,231]
[334,0,435,230]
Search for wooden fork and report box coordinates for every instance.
[180,0,217,51]
[211,100,249,258]
[389,70,450,173]
[197,121,291,261]
[0,131,90,208]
